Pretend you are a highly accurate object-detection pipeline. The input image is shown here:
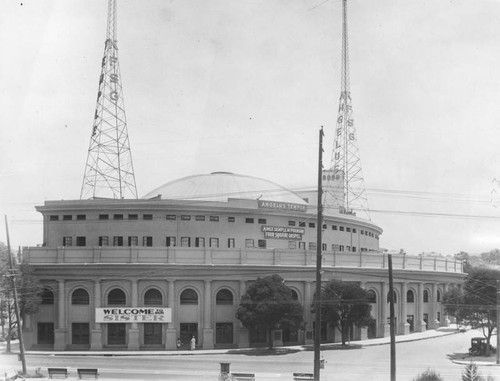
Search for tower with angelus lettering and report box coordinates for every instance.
[323,0,369,219]
[80,0,138,200]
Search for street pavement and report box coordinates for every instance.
[0,327,497,381]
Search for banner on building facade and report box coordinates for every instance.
[95,307,172,323]
[262,225,305,240]
[258,200,307,212]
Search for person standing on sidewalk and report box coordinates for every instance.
[190,335,196,350]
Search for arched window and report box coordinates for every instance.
[180,289,198,305]
[437,290,441,302]
[423,290,429,303]
[367,290,376,303]
[406,290,414,303]
[290,290,299,301]
[71,288,89,305]
[108,288,126,306]
[387,290,397,303]
[144,289,163,306]
[41,288,54,305]
[216,289,233,305]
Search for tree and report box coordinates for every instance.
[0,243,43,353]
[457,267,500,352]
[313,280,373,345]
[442,286,464,329]
[236,274,304,349]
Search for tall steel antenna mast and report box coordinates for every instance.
[80,0,138,199]
[323,0,369,219]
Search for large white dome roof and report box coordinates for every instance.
[142,172,308,205]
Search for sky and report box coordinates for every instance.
[1,0,500,256]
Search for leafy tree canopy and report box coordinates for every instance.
[236,274,303,349]
[314,280,373,345]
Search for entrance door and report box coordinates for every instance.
[215,323,233,345]
[144,323,162,345]
[108,323,126,345]
[37,323,54,345]
[72,323,90,345]
[407,315,414,332]
[180,323,198,348]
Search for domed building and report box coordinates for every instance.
[22,172,465,351]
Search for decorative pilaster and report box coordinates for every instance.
[165,280,176,350]
[417,283,426,332]
[237,280,249,348]
[202,280,214,349]
[54,280,67,350]
[127,279,140,350]
[91,279,103,350]
[430,283,440,329]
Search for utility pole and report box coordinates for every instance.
[388,254,396,381]
[4,216,27,376]
[496,280,500,364]
[314,127,324,381]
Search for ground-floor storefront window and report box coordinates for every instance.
[216,323,233,344]
[144,323,162,345]
[72,323,90,345]
[108,323,126,345]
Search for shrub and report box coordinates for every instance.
[413,369,442,381]
[462,363,483,381]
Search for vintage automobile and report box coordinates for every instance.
[469,337,495,356]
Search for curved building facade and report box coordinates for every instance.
[22,172,465,350]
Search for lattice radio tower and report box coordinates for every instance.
[323,0,369,219]
[80,0,138,200]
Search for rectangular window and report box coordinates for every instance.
[245,218,254,224]
[181,215,191,221]
[128,214,138,220]
[346,227,351,232]
[361,230,364,235]
[166,237,176,247]
[210,216,219,222]
[346,246,351,252]
[76,214,86,221]
[339,245,345,251]
[37,322,54,345]
[143,214,153,220]
[298,242,306,250]
[308,242,316,250]
[166,215,176,220]
[113,214,124,220]
[332,225,338,231]
[332,244,340,251]
[195,237,205,247]
[339,226,345,232]
[288,221,296,226]
[113,236,124,246]
[288,241,296,250]
[143,236,153,247]
[210,238,219,248]
[228,216,235,222]
[98,236,109,246]
[63,237,73,246]
[144,323,162,345]
[99,214,109,220]
[128,236,139,246]
[228,238,235,248]
[258,218,267,224]
[322,243,327,251]
[258,239,267,249]
[245,239,254,248]
[299,222,306,227]
[353,228,357,233]
[323,224,327,229]
[195,215,205,221]
[352,246,357,252]
[63,215,72,221]
[216,323,233,344]
[309,222,315,228]
[72,323,90,345]
[49,215,59,221]
[181,237,191,247]
[76,237,86,247]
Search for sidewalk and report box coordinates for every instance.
[0,327,475,381]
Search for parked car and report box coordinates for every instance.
[469,337,495,356]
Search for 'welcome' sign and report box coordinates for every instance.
[95,307,172,323]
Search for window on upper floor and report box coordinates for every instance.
[143,214,153,220]
[245,218,254,224]
[258,218,267,224]
[216,289,233,305]
[437,290,441,302]
[299,222,306,227]
[113,214,123,220]
[166,236,176,247]
[196,215,205,221]
[339,226,345,232]
[128,236,138,246]
[195,237,205,248]
[181,215,190,221]
[76,214,86,221]
[128,214,138,220]
[63,237,73,247]
[180,289,198,305]
[407,290,415,303]
[424,290,429,303]
[41,288,55,305]
[288,221,296,226]
[113,236,124,247]
[99,236,109,246]
[258,239,266,249]
[210,216,219,222]
[108,288,126,306]
[210,238,219,248]
[76,237,86,247]
[144,288,163,306]
[346,227,351,232]
[63,215,72,221]
[166,215,176,220]
[99,214,109,220]
[228,216,235,222]
[309,222,315,228]
[367,290,376,303]
[227,238,235,248]
[142,236,153,247]
[245,239,254,248]
[49,215,59,221]
[353,228,357,233]
[332,225,338,231]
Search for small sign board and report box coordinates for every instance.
[95,307,172,323]
[258,200,307,212]
[262,225,305,240]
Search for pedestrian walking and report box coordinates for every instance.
[190,335,196,350]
